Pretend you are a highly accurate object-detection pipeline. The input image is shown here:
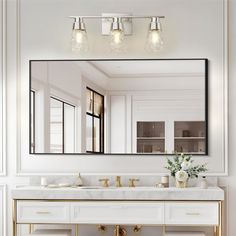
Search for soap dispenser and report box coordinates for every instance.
[75,173,83,187]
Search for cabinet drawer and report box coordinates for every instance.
[17,201,70,223]
[165,202,219,225]
[71,202,164,225]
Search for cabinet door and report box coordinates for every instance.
[71,202,164,225]
[165,202,219,225]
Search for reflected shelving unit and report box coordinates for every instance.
[137,122,165,153]
[174,121,206,154]
[136,121,206,154]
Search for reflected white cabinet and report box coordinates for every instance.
[135,121,206,154]
[136,121,165,153]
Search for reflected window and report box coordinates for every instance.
[30,90,36,153]
[50,97,75,153]
[86,88,104,153]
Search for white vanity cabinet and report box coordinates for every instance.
[17,201,70,224]
[70,202,164,225]
[16,201,219,226]
[164,202,219,225]
[12,187,224,236]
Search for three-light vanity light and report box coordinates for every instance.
[69,14,165,52]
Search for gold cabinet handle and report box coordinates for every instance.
[36,211,51,214]
[186,212,200,216]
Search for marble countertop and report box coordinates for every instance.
[12,186,224,200]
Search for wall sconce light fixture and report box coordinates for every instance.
[146,17,164,52]
[110,17,125,52]
[71,17,89,52]
[69,14,165,53]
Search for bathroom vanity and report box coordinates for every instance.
[12,186,224,236]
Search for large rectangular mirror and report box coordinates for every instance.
[30,59,208,155]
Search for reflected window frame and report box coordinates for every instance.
[50,96,76,154]
[86,87,104,154]
[30,90,36,153]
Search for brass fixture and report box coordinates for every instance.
[97,225,107,233]
[114,225,127,236]
[29,224,34,234]
[133,225,142,233]
[129,178,140,187]
[12,200,17,236]
[115,176,122,187]
[99,178,110,187]
[75,224,79,236]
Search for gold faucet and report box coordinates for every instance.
[115,176,122,187]
[114,225,126,236]
[97,225,107,232]
[129,178,140,187]
[99,178,110,187]
[133,225,142,233]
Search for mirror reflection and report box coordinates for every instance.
[30,59,207,155]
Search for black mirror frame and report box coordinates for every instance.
[29,58,208,156]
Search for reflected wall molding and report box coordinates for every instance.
[0,0,6,176]
[16,0,229,175]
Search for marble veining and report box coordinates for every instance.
[12,186,224,200]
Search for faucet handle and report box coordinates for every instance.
[115,176,122,187]
[129,178,140,187]
[99,178,110,187]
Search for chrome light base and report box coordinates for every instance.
[102,13,132,35]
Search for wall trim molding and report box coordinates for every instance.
[16,0,22,175]
[0,0,7,176]
[223,0,229,175]
[16,0,229,175]
[0,184,7,236]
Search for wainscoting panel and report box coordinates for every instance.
[0,0,6,175]
[0,185,6,236]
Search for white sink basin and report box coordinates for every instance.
[78,186,158,190]
[16,185,159,190]
[78,186,115,189]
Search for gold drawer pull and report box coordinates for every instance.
[36,211,51,214]
[186,212,200,216]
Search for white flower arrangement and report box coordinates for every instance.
[165,153,208,180]
[175,170,188,182]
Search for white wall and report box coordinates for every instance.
[16,0,226,174]
[0,0,235,235]
[219,0,236,235]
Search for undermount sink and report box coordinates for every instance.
[16,185,160,190]
[78,186,115,189]
[78,186,158,190]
